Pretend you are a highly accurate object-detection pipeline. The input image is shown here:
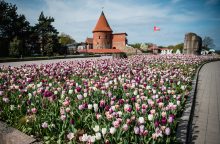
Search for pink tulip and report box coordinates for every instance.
[31,108,37,114]
[134,126,139,134]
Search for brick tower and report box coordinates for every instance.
[93,11,113,49]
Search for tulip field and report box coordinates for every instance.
[0,55,214,143]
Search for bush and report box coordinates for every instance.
[9,37,21,57]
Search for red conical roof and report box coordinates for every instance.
[93,11,112,32]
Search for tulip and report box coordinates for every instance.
[102,128,107,136]
[165,127,171,135]
[42,122,48,128]
[96,113,101,119]
[77,94,83,100]
[76,87,81,92]
[110,127,116,134]
[138,117,145,124]
[122,124,129,131]
[65,107,71,113]
[93,103,98,112]
[99,100,105,107]
[2,97,9,103]
[60,115,66,121]
[134,126,139,134]
[31,108,37,114]
[161,117,167,125]
[154,120,159,127]
[81,134,88,142]
[63,100,70,107]
[93,125,100,132]
[67,132,74,140]
[113,120,120,128]
[78,105,84,110]
[161,111,167,117]
[88,104,93,110]
[95,132,101,140]
[148,114,153,121]
[70,119,74,125]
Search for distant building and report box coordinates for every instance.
[201,49,215,55]
[85,38,93,49]
[82,11,127,54]
[148,44,159,54]
[160,48,173,55]
[66,43,78,54]
[67,42,86,54]
[183,33,202,54]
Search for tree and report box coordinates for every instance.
[202,36,215,50]
[35,12,59,56]
[9,37,21,57]
[173,43,184,53]
[130,43,141,48]
[44,37,54,56]
[59,33,75,46]
[140,43,148,50]
[0,1,30,57]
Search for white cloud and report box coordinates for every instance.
[14,0,219,48]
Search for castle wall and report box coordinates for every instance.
[112,34,127,49]
[183,33,202,55]
[93,32,112,49]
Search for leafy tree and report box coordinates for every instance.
[202,36,215,50]
[173,43,184,53]
[0,1,30,57]
[130,43,141,48]
[35,12,59,56]
[9,37,21,57]
[140,43,148,50]
[59,33,75,46]
[44,37,54,56]
[167,45,174,49]
[0,0,18,39]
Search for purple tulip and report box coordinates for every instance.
[43,91,53,97]
[70,119,74,125]
[131,97,136,102]
[76,87,81,92]
[154,120,159,127]
[119,99,124,105]
[161,117,167,125]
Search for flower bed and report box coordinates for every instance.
[0,55,214,143]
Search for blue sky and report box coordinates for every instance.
[7,0,220,49]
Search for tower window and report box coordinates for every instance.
[99,36,100,39]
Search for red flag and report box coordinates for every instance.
[154,26,160,31]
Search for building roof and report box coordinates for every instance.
[159,48,172,50]
[93,11,113,32]
[79,49,123,54]
[85,38,93,44]
[113,33,127,36]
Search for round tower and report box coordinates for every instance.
[93,11,112,49]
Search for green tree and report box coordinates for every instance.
[9,37,21,57]
[0,1,30,56]
[44,37,54,56]
[35,12,59,56]
[173,43,184,53]
[140,43,148,50]
[59,33,75,46]
[202,36,215,50]
[130,43,141,48]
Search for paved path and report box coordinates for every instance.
[0,56,112,67]
[191,61,220,144]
